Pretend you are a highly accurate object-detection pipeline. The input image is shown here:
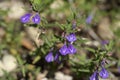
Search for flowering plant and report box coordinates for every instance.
[0,0,119,80]
[19,0,115,79]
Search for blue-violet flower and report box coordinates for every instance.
[101,40,109,45]
[72,20,76,29]
[59,45,69,55]
[99,68,109,79]
[54,53,60,63]
[86,15,93,24]
[20,13,31,23]
[68,44,77,54]
[90,71,99,80]
[54,53,59,61]
[32,13,40,24]
[66,33,77,43]
[118,66,120,73]
[45,52,54,62]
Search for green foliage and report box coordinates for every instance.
[30,0,54,12]
[0,0,119,79]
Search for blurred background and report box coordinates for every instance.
[0,0,120,80]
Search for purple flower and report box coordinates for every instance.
[32,13,40,24]
[59,45,69,55]
[99,68,109,79]
[66,33,77,43]
[72,20,76,29]
[90,71,99,80]
[101,60,106,68]
[54,53,61,63]
[45,52,54,62]
[86,15,93,24]
[20,13,31,23]
[68,44,77,54]
[54,53,59,61]
[118,67,120,73]
[101,40,109,45]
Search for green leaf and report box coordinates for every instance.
[33,0,41,4]
[22,66,26,77]
[86,47,95,53]
[32,56,41,64]
[78,69,90,72]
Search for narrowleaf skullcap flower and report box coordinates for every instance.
[45,52,54,62]
[32,13,40,24]
[68,44,77,54]
[86,15,93,24]
[89,71,99,80]
[72,20,76,29]
[20,13,31,23]
[54,53,61,63]
[118,66,120,73]
[101,40,109,45]
[66,33,77,43]
[101,60,106,68]
[99,68,109,79]
[59,45,69,55]
[20,13,40,24]
[54,53,59,61]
